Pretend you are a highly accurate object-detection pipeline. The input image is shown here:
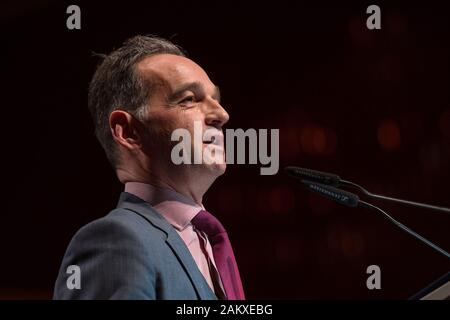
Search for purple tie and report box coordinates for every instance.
[191,210,245,300]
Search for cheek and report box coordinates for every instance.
[147,110,180,136]
[176,110,205,134]
[147,108,204,146]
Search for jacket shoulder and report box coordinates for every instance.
[76,207,166,245]
[53,207,164,299]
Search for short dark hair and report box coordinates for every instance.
[88,35,186,166]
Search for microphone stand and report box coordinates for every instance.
[300,179,450,259]
[285,166,450,214]
[342,180,450,214]
[358,200,450,259]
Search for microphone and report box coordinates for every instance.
[297,179,450,259]
[285,166,341,187]
[285,166,450,214]
[301,180,359,207]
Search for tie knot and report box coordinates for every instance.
[191,210,226,237]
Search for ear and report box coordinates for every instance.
[109,110,143,151]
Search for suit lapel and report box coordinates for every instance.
[117,192,217,300]
[165,231,217,300]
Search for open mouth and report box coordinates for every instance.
[203,136,216,144]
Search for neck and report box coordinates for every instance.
[117,163,215,205]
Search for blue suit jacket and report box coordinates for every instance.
[53,192,218,300]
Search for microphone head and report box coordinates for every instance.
[284,166,341,187]
[301,179,359,207]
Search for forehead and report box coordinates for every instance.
[137,54,214,90]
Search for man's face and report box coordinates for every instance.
[136,54,229,178]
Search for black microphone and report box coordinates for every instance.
[301,180,359,207]
[297,179,450,259]
[285,166,450,214]
[285,166,341,187]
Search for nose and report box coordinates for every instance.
[204,98,229,128]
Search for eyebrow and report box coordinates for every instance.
[167,82,221,103]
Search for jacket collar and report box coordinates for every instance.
[116,192,217,300]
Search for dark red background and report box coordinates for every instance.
[1,0,449,299]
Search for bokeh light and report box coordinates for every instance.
[377,119,401,151]
[300,124,338,156]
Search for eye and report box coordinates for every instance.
[180,95,196,104]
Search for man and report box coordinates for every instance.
[53,35,245,300]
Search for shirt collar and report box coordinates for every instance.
[124,182,204,231]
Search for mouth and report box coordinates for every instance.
[203,136,215,145]
[203,131,224,146]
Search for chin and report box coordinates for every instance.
[207,162,227,176]
[200,143,226,176]
[217,162,227,174]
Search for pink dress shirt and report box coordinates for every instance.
[124,182,224,295]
